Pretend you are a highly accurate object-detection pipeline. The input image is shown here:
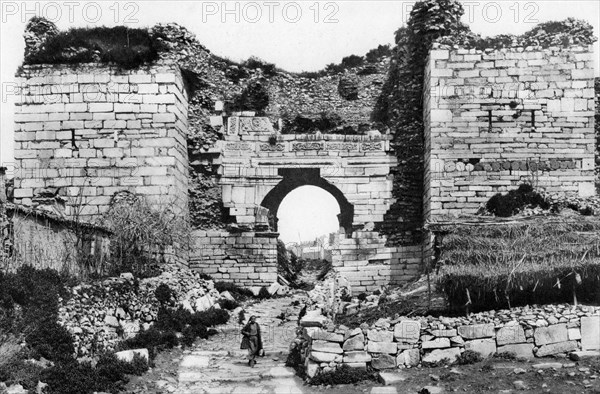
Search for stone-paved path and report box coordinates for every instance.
[174,293,310,394]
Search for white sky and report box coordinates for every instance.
[277,185,340,243]
[0,1,599,240]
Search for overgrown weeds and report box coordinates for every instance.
[102,195,190,278]
[435,217,600,311]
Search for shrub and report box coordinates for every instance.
[258,286,271,300]
[121,326,179,360]
[365,44,392,62]
[456,350,483,365]
[242,56,277,76]
[340,54,364,68]
[26,320,75,362]
[154,283,174,305]
[218,298,240,310]
[231,80,270,114]
[357,293,367,302]
[25,25,159,69]
[0,358,44,390]
[486,183,550,217]
[309,364,377,385]
[102,196,190,277]
[493,351,517,360]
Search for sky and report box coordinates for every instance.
[0,1,599,241]
[277,185,340,243]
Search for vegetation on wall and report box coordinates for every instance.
[24,18,160,69]
[485,184,550,217]
[102,196,189,277]
[231,79,270,114]
[435,217,600,312]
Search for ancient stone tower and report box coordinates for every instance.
[12,61,189,221]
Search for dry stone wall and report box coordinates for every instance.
[424,45,596,220]
[13,61,189,222]
[296,304,600,377]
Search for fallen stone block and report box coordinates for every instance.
[569,350,600,361]
[309,351,337,363]
[305,359,319,378]
[371,354,396,370]
[115,348,149,363]
[430,329,457,337]
[195,295,214,312]
[304,328,344,343]
[422,348,461,364]
[458,323,495,339]
[496,343,535,359]
[379,372,407,385]
[496,325,527,346]
[267,282,280,295]
[343,333,365,351]
[300,313,327,328]
[397,348,420,367]
[343,351,372,363]
[367,341,397,354]
[345,327,363,340]
[535,340,578,357]
[581,315,600,350]
[422,338,451,349]
[368,329,393,342]
[311,340,343,354]
[534,323,568,346]
[464,338,496,358]
[394,320,421,343]
[567,327,581,341]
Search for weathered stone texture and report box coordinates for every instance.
[13,61,189,223]
[189,230,277,287]
[424,46,596,220]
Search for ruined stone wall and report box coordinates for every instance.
[13,61,189,222]
[298,305,600,377]
[424,45,596,219]
[189,230,277,286]
[5,206,111,275]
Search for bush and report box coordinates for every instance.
[309,364,377,385]
[456,350,483,365]
[218,298,240,310]
[26,25,159,69]
[231,80,270,114]
[258,286,271,300]
[0,357,44,390]
[102,196,190,277]
[486,183,550,217]
[154,283,174,305]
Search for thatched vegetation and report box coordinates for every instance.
[433,216,600,312]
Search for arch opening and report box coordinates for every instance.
[260,168,354,238]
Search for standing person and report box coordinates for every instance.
[241,315,263,367]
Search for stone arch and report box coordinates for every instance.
[260,168,354,235]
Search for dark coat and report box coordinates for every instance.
[240,321,263,351]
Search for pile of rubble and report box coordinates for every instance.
[58,265,225,356]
